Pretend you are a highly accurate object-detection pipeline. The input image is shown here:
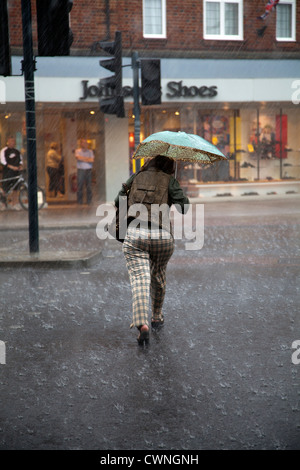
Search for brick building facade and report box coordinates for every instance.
[8,0,300,57]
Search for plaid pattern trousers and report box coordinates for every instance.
[123,226,174,328]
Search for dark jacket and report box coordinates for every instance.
[115,168,189,233]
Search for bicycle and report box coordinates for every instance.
[0,171,46,210]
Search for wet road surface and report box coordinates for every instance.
[0,197,299,450]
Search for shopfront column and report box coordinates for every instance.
[104,115,129,202]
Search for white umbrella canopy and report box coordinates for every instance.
[132,131,228,164]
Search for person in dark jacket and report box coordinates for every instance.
[114,155,189,345]
[0,136,23,207]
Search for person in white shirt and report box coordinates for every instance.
[75,139,94,205]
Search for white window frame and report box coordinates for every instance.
[143,0,167,39]
[203,0,243,41]
[276,0,296,42]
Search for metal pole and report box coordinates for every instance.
[132,51,141,172]
[280,108,283,179]
[234,110,237,180]
[104,0,110,40]
[21,0,39,253]
[256,108,260,181]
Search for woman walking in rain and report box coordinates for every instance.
[114,155,189,346]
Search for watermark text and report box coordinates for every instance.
[0,340,6,365]
[291,340,300,365]
[291,80,300,105]
[96,200,204,251]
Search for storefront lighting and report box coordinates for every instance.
[175,111,180,116]
[90,110,95,115]
[4,113,11,119]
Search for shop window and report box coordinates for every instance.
[276,0,296,41]
[193,111,232,183]
[248,112,288,161]
[203,0,243,40]
[143,0,166,38]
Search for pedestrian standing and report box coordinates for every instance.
[114,155,189,345]
[75,139,94,205]
[46,142,63,197]
[0,136,23,208]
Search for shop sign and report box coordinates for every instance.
[80,80,132,101]
[80,79,218,101]
[166,81,217,98]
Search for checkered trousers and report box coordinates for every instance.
[122,226,174,328]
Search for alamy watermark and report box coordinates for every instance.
[291,80,300,105]
[291,340,300,365]
[0,341,5,365]
[96,200,204,251]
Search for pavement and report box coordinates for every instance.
[0,201,103,268]
[0,190,299,267]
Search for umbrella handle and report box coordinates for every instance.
[175,161,178,179]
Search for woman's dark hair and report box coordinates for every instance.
[141,155,175,175]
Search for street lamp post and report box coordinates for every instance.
[21,0,39,253]
[132,51,141,172]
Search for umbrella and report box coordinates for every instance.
[132,130,228,164]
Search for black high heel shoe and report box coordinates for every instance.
[137,325,149,345]
[151,319,164,331]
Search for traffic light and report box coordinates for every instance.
[36,0,73,56]
[99,31,124,118]
[0,0,11,76]
[141,59,161,106]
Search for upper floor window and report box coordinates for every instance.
[203,0,243,40]
[276,0,296,41]
[143,0,166,38]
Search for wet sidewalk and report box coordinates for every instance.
[0,193,299,267]
[0,202,103,268]
[0,201,100,230]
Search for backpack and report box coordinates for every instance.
[128,168,171,231]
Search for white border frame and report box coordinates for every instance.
[143,0,167,39]
[203,0,243,41]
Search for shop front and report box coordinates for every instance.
[128,102,300,196]
[0,102,107,204]
[126,65,300,197]
[0,73,129,204]
[0,57,299,203]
